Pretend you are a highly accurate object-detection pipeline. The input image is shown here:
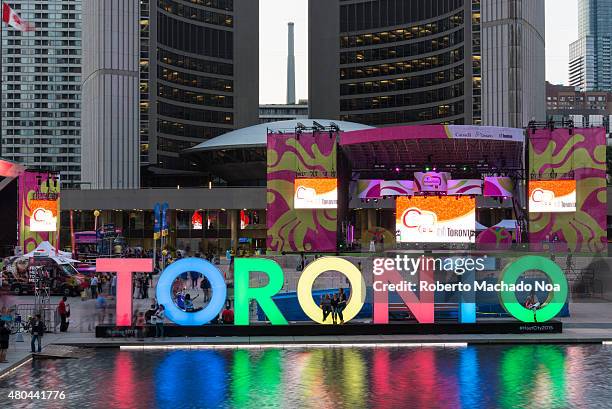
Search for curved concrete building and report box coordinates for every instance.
[81,0,140,189]
[310,0,545,128]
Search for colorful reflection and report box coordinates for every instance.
[1,345,611,409]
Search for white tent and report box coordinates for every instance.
[493,220,519,230]
[475,221,488,231]
[22,241,77,263]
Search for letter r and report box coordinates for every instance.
[96,259,153,326]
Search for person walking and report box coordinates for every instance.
[58,296,70,332]
[0,321,9,363]
[29,314,45,353]
[153,305,165,338]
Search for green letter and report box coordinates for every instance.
[499,256,568,323]
[234,258,288,325]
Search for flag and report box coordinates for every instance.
[2,3,34,32]
[161,203,169,237]
[153,203,161,240]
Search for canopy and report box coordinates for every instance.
[493,220,519,230]
[475,221,488,231]
[23,241,75,261]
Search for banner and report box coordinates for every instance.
[18,171,60,252]
[446,125,525,142]
[153,203,161,239]
[529,180,577,213]
[380,180,414,196]
[357,180,382,199]
[396,196,475,243]
[161,202,169,237]
[447,179,482,196]
[294,178,338,209]
[483,177,514,197]
[192,210,203,230]
[414,172,451,193]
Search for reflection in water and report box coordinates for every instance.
[0,345,611,408]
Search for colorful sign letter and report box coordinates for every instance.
[297,257,366,324]
[96,258,153,326]
[234,258,288,325]
[156,258,227,325]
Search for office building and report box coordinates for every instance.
[81,0,259,189]
[143,0,259,187]
[1,0,82,187]
[546,81,612,134]
[259,102,309,123]
[309,0,545,128]
[569,0,612,91]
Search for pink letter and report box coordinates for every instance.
[96,259,153,326]
[373,260,434,324]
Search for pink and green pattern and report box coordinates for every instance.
[267,132,337,252]
[528,128,607,253]
[483,177,514,197]
[18,171,60,253]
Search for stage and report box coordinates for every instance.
[96,320,563,338]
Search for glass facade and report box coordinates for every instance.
[338,0,471,126]
[1,0,82,187]
[144,0,239,187]
[570,0,612,91]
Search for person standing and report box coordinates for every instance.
[200,276,211,303]
[320,294,332,322]
[58,296,70,332]
[190,271,199,290]
[330,293,339,325]
[29,314,45,353]
[141,275,149,299]
[90,275,99,299]
[110,274,117,297]
[154,305,165,338]
[0,321,9,363]
[337,288,347,324]
[221,303,234,324]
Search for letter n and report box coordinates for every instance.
[373,263,434,324]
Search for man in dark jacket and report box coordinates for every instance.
[29,314,45,353]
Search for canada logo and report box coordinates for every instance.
[402,208,437,229]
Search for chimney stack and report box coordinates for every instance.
[287,22,296,105]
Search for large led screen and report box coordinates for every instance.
[396,196,476,243]
[529,180,577,213]
[294,178,338,209]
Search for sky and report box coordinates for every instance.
[259,0,578,104]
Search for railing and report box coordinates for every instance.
[14,303,58,334]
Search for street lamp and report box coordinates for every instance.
[93,210,100,230]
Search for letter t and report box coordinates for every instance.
[96,259,153,326]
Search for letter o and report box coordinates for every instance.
[499,256,568,323]
[297,257,366,324]
[156,258,227,325]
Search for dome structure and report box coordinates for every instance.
[183,119,372,184]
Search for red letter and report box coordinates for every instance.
[96,259,153,326]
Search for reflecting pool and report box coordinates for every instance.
[1,344,612,408]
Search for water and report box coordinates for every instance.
[1,345,612,409]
